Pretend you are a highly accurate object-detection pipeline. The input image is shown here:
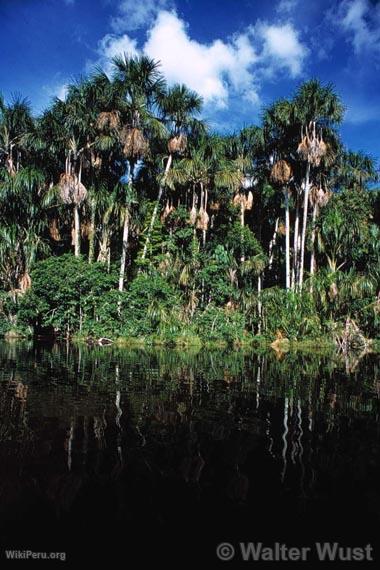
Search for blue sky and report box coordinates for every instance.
[1,0,380,162]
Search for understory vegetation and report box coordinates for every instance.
[0,55,379,345]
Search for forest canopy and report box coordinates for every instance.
[0,55,379,344]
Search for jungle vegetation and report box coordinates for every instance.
[0,55,379,345]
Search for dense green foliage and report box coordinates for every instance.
[0,57,379,344]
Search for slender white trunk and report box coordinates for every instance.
[292,197,300,290]
[88,198,96,263]
[257,273,262,335]
[118,209,129,292]
[309,203,318,292]
[97,210,111,264]
[284,189,290,290]
[142,153,173,260]
[268,217,279,271]
[97,229,109,263]
[74,205,80,257]
[240,202,245,263]
[298,162,311,289]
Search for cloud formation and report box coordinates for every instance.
[42,81,68,105]
[338,0,380,54]
[97,33,138,75]
[110,0,173,33]
[94,8,309,110]
[144,11,259,108]
[276,0,299,14]
[255,21,308,77]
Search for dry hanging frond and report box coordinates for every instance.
[168,133,187,155]
[120,127,148,159]
[318,138,327,158]
[209,201,220,212]
[49,218,61,242]
[310,185,320,206]
[6,157,16,176]
[297,136,310,161]
[59,173,87,205]
[161,201,174,222]
[19,273,31,293]
[91,152,102,169]
[277,221,286,236]
[233,193,244,207]
[329,282,338,300]
[297,123,327,166]
[189,205,197,225]
[270,160,292,185]
[245,191,253,211]
[310,185,331,207]
[196,208,209,231]
[321,189,332,207]
[96,111,120,131]
[81,221,91,238]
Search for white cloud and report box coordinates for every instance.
[144,11,259,108]
[254,22,308,77]
[42,82,68,102]
[276,0,298,14]
[96,33,138,75]
[94,9,309,109]
[110,0,172,33]
[338,0,380,54]
[64,0,75,5]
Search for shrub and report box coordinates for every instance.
[18,254,117,335]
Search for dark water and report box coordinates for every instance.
[0,340,379,566]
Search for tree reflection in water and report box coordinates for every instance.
[0,341,379,563]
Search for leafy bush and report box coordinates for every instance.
[194,304,248,344]
[19,254,117,335]
[260,288,322,340]
[119,272,183,338]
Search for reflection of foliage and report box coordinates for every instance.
[0,341,379,537]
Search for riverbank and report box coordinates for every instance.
[0,328,352,354]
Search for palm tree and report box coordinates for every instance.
[0,95,34,175]
[111,54,166,290]
[0,167,48,293]
[166,135,241,249]
[141,83,203,260]
[293,80,344,289]
[263,100,295,289]
[38,93,88,257]
[334,150,377,192]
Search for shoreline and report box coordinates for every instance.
[2,330,379,354]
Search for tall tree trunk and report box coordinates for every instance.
[88,198,96,263]
[118,208,129,292]
[74,205,81,257]
[240,202,245,263]
[292,196,300,290]
[309,202,318,292]
[257,273,262,335]
[284,189,290,290]
[268,217,279,271]
[142,153,173,260]
[202,186,208,248]
[97,210,111,264]
[97,230,109,264]
[298,162,311,290]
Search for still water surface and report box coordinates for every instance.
[0,341,379,564]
